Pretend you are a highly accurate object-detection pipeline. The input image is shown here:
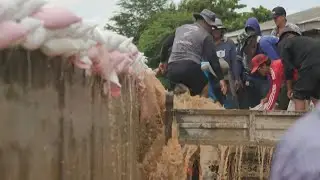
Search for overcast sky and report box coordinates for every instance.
[50,0,319,25]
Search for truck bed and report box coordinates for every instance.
[175,109,303,145]
[164,94,305,179]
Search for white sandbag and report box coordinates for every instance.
[54,20,98,39]
[250,103,263,110]
[71,55,92,70]
[22,26,48,50]
[127,43,138,53]
[287,100,315,111]
[41,38,88,56]
[0,0,25,21]
[72,20,98,38]
[108,71,121,87]
[91,27,105,44]
[117,37,133,52]
[104,30,128,49]
[19,17,42,32]
[13,0,47,20]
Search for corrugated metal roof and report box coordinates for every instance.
[226,6,320,38]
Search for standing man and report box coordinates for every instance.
[166,9,227,96]
[271,6,302,37]
[271,6,302,109]
[277,27,320,111]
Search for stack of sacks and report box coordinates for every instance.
[0,0,151,97]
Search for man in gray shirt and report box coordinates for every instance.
[167,9,227,96]
[270,105,320,179]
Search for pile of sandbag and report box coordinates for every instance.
[0,0,151,97]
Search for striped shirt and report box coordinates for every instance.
[270,104,320,179]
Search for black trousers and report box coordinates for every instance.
[167,61,208,96]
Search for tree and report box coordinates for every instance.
[105,0,168,41]
[138,11,192,66]
[138,2,272,69]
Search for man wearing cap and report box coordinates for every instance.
[236,29,281,108]
[250,54,298,110]
[277,26,320,111]
[271,6,301,37]
[167,9,227,96]
[211,18,239,108]
[155,20,194,77]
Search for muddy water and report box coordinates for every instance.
[143,92,275,180]
[200,145,274,179]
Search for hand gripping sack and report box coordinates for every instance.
[32,6,81,29]
[0,20,27,49]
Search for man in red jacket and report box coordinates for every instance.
[251,54,298,110]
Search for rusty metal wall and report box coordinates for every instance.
[0,48,140,180]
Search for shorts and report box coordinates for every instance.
[293,66,320,100]
[167,60,208,96]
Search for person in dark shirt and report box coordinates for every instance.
[211,18,239,108]
[277,26,320,111]
[166,9,227,96]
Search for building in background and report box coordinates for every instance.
[226,6,320,43]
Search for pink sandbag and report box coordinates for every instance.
[0,20,27,49]
[104,82,121,97]
[31,6,81,29]
[69,55,91,70]
[88,44,113,77]
[108,51,133,73]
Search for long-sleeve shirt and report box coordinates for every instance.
[264,60,298,110]
[169,23,223,80]
[264,60,284,110]
[278,36,320,80]
[215,38,237,79]
[259,35,280,60]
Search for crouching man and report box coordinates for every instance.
[278,27,320,111]
[166,9,227,96]
[250,54,298,110]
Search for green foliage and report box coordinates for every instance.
[138,11,192,66]
[107,0,272,87]
[105,0,168,41]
